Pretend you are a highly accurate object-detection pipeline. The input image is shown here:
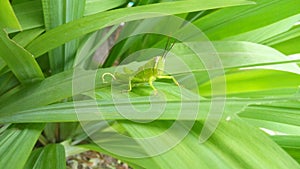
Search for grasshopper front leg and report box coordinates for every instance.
[121,78,132,93]
[149,76,158,94]
[127,79,132,92]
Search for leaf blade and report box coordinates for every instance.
[0,124,45,169]
[26,0,255,57]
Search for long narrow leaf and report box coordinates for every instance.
[0,124,45,169]
[272,135,300,163]
[199,69,300,97]
[12,27,45,47]
[26,0,254,57]
[193,0,300,42]
[23,144,66,169]
[85,0,126,15]
[0,0,21,30]
[0,29,44,84]
[239,100,300,127]
[8,0,43,33]
[172,41,300,73]
[0,67,110,113]
[1,87,297,123]
[82,119,300,168]
[42,0,86,73]
[267,24,300,55]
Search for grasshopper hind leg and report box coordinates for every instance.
[157,75,179,86]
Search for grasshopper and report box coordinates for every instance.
[102,42,179,94]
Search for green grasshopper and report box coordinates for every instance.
[102,42,179,94]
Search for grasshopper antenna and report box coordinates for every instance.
[102,72,116,83]
[162,37,176,59]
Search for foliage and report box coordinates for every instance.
[0,0,300,168]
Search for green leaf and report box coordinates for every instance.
[0,29,44,84]
[8,0,132,33]
[0,57,6,74]
[225,14,300,42]
[272,135,300,163]
[8,0,44,33]
[193,0,300,42]
[199,69,300,97]
[59,122,79,141]
[42,0,86,73]
[263,24,300,46]
[12,27,45,47]
[266,24,300,55]
[26,0,254,57]
[0,124,45,169]
[0,55,298,122]
[0,67,111,114]
[243,119,300,136]
[0,72,19,96]
[75,25,119,69]
[0,0,21,30]
[0,95,238,123]
[2,83,297,123]
[0,27,44,76]
[82,119,300,168]
[43,123,58,143]
[239,100,300,127]
[273,36,300,55]
[85,0,127,15]
[23,144,66,169]
[237,100,300,136]
[172,41,300,73]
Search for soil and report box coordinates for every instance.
[67,151,132,169]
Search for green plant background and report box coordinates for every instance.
[0,0,300,168]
